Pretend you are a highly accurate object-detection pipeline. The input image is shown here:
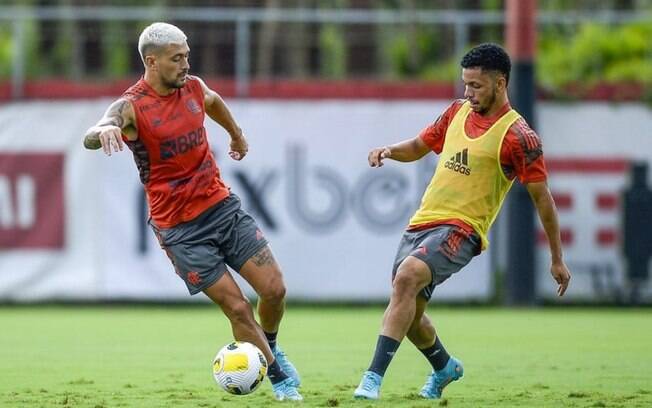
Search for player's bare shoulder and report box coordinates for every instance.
[190,75,209,92]
[191,75,219,105]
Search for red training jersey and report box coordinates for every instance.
[409,99,548,234]
[122,76,230,228]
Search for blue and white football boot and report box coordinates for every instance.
[419,356,464,399]
[272,377,303,401]
[273,344,301,387]
[353,370,383,400]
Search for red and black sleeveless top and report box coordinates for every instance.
[122,76,229,228]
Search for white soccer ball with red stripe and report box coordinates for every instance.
[212,341,267,395]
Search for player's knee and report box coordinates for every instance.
[393,260,430,294]
[225,299,254,325]
[392,271,421,298]
[267,282,286,303]
[258,275,286,303]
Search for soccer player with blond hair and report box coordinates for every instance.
[83,22,302,401]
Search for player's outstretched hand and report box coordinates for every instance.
[229,134,248,161]
[551,261,571,296]
[99,125,124,156]
[368,146,391,167]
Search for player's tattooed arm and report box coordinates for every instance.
[83,98,135,155]
[250,246,276,267]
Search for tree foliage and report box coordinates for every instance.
[538,21,652,89]
[0,3,650,100]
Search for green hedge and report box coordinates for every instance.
[538,22,652,89]
[387,21,652,93]
[1,18,650,101]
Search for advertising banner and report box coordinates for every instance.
[2,99,651,302]
[0,100,491,301]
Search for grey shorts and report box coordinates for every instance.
[150,193,269,295]
[392,224,481,300]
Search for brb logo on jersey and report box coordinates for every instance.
[444,148,471,176]
[159,127,206,160]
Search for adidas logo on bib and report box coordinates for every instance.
[444,148,471,176]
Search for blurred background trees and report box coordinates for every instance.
[1,0,650,100]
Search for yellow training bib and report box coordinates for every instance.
[409,101,521,250]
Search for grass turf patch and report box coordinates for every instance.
[0,306,650,407]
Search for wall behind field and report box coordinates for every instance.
[0,100,650,303]
[535,102,652,302]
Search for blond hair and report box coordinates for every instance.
[138,22,187,62]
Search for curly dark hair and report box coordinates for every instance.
[460,43,511,85]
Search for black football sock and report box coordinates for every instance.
[419,336,451,371]
[367,335,401,377]
[264,330,278,351]
[267,358,289,385]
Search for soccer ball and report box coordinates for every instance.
[212,341,268,395]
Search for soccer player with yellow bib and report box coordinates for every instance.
[354,43,571,401]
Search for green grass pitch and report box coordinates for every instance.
[1,306,650,407]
